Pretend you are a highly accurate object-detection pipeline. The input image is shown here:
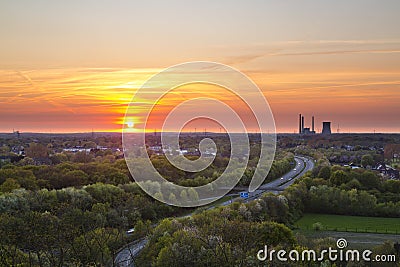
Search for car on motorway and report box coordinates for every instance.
[126,228,135,236]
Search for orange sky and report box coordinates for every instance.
[1,66,399,133]
[0,1,399,133]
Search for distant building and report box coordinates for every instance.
[13,129,21,138]
[322,122,332,135]
[343,163,361,169]
[374,163,399,179]
[298,114,316,134]
[11,146,25,156]
[63,146,91,153]
[302,127,313,135]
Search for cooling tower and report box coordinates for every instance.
[322,121,332,135]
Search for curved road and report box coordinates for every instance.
[259,156,314,189]
[114,155,314,266]
[280,155,314,188]
[224,155,314,204]
[114,239,147,267]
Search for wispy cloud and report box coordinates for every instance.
[1,64,399,133]
[266,49,400,57]
[220,38,400,65]
[0,68,155,131]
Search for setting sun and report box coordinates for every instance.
[0,1,399,134]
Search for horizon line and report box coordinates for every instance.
[1,131,399,135]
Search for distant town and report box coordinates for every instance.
[1,118,400,266]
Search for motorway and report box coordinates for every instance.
[114,239,147,267]
[114,155,314,267]
[262,155,313,190]
[221,155,314,204]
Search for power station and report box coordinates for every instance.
[298,114,331,135]
[298,114,316,134]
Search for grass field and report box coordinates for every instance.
[296,213,400,234]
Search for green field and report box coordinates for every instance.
[296,213,400,234]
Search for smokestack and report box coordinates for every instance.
[301,116,304,134]
[299,114,302,134]
[312,116,315,132]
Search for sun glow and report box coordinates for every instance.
[1,66,400,133]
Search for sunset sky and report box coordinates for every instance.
[1,0,399,133]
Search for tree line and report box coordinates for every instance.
[0,182,186,266]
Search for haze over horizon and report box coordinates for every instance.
[1,0,399,133]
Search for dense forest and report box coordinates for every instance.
[0,133,399,266]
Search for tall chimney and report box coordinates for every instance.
[301,116,304,134]
[299,114,302,134]
[312,116,315,132]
